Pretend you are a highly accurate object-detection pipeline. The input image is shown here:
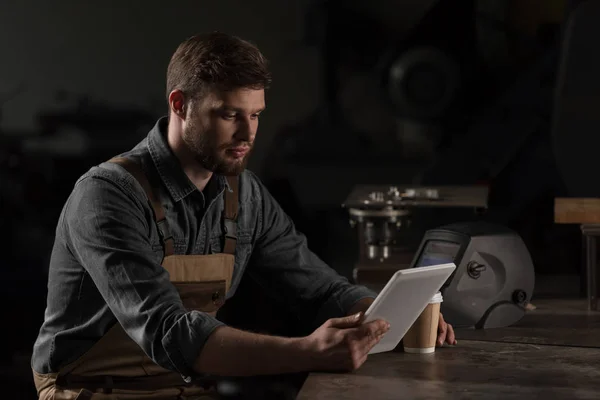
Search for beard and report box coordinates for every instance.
[182,116,252,176]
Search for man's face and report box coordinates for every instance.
[182,87,265,175]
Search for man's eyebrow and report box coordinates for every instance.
[222,105,266,114]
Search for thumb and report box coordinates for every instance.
[328,312,363,329]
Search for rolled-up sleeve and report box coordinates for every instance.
[63,175,223,377]
[248,178,377,328]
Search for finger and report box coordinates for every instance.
[359,320,390,348]
[343,349,369,372]
[328,312,363,329]
[353,326,387,356]
[437,315,447,347]
[346,340,369,371]
[359,319,390,337]
[353,352,369,371]
[446,323,457,345]
[362,329,387,358]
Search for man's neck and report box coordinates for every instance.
[167,119,213,192]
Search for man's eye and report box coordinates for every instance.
[222,114,236,120]
[251,113,260,120]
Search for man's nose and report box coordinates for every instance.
[235,118,256,142]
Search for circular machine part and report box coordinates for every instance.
[387,46,461,119]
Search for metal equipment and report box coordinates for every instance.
[343,185,488,284]
[343,181,535,328]
[411,221,536,328]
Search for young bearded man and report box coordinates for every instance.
[31,32,456,399]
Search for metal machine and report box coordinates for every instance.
[344,184,535,328]
[343,184,488,284]
[411,222,535,328]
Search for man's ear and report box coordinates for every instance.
[168,90,186,118]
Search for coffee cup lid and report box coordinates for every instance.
[431,291,443,303]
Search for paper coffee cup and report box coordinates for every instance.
[403,292,442,354]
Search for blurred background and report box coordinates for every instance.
[1,0,598,397]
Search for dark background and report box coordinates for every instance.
[1,0,597,398]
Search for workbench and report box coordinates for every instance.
[297,299,600,399]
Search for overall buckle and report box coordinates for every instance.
[224,219,237,240]
[157,218,173,242]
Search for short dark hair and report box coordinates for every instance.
[166,32,271,103]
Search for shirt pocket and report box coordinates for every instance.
[210,230,253,266]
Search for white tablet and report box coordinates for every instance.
[363,263,456,354]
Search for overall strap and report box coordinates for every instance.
[108,157,175,256]
[108,157,239,256]
[223,176,239,255]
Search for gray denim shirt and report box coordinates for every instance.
[31,117,376,379]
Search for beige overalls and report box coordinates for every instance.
[33,157,239,399]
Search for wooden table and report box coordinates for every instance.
[555,197,600,310]
[297,299,600,399]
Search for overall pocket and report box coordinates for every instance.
[174,281,227,314]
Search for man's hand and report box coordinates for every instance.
[302,313,390,372]
[437,312,457,346]
[347,297,457,347]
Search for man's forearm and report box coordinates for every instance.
[194,326,310,376]
[347,297,375,316]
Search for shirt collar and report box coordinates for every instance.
[147,117,230,202]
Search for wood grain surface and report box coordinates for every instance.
[298,299,600,399]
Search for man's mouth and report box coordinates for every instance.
[226,147,249,159]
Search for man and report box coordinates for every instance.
[32,32,456,399]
